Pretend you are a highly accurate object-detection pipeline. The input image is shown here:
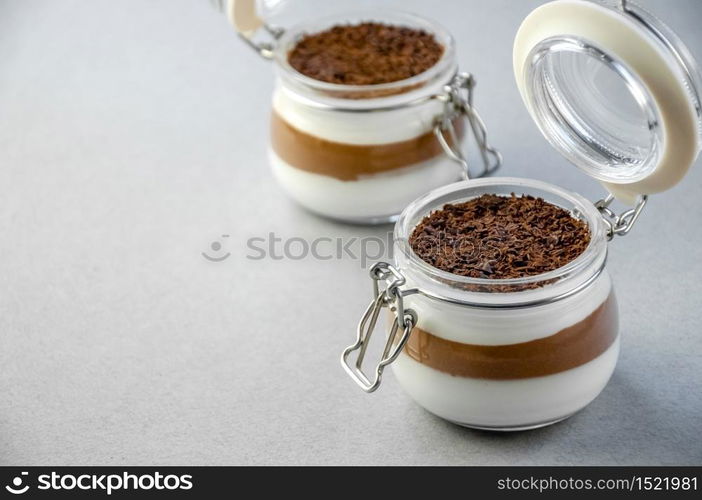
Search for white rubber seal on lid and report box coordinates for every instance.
[514,0,700,204]
[223,0,263,36]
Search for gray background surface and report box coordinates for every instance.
[1,0,701,465]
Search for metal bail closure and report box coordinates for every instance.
[341,263,417,393]
[212,0,284,59]
[434,72,502,180]
[594,192,648,240]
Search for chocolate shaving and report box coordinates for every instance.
[408,194,591,282]
[288,22,444,85]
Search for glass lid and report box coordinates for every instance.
[514,0,702,203]
[215,0,380,34]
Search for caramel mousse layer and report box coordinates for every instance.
[404,293,618,380]
[270,111,464,181]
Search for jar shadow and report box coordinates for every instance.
[295,202,400,229]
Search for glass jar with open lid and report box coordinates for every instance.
[341,0,702,430]
[213,0,501,224]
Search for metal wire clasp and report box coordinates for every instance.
[210,0,284,59]
[238,23,284,59]
[341,263,417,393]
[434,72,502,180]
[595,193,648,240]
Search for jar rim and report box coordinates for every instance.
[393,177,608,297]
[272,9,457,101]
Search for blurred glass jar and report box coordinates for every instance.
[213,0,501,224]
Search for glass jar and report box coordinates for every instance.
[215,1,501,224]
[391,178,614,430]
[342,0,701,430]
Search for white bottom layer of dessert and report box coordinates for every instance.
[391,335,620,430]
[269,150,460,223]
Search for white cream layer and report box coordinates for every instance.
[392,335,620,429]
[272,86,445,145]
[270,150,460,221]
[401,271,612,345]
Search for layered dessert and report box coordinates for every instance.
[270,21,462,222]
[392,194,618,429]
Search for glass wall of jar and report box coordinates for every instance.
[403,179,613,429]
[344,178,616,430]
[214,2,501,224]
